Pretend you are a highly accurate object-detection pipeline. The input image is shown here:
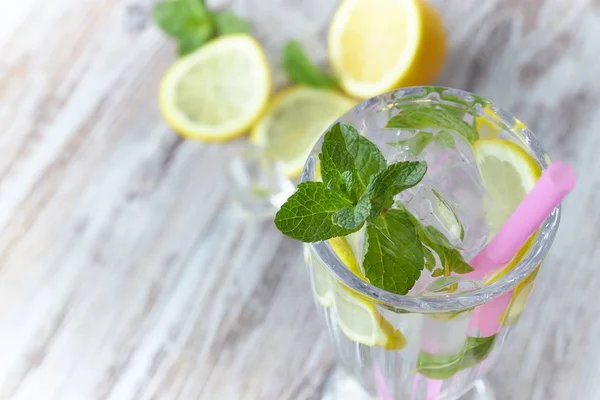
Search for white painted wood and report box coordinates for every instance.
[0,0,598,399]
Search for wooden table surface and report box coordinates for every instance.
[1,0,599,399]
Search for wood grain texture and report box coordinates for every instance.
[0,0,599,399]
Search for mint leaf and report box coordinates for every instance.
[360,161,427,220]
[418,225,474,275]
[391,132,434,156]
[274,182,358,242]
[434,130,456,149]
[282,41,339,89]
[423,246,436,272]
[153,0,214,56]
[331,161,426,229]
[319,123,386,202]
[386,103,479,145]
[153,0,252,56]
[332,204,368,230]
[417,335,496,379]
[363,209,424,295]
[213,11,252,35]
[461,336,496,368]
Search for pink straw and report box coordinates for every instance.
[468,162,576,280]
[466,162,576,338]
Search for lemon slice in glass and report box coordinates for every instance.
[251,87,354,178]
[328,236,407,350]
[475,105,528,140]
[474,139,542,235]
[159,35,271,142]
[476,139,543,319]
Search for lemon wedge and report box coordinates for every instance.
[328,0,447,99]
[251,86,354,178]
[159,35,271,142]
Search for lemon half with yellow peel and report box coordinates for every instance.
[328,0,447,98]
[251,87,354,178]
[159,35,271,142]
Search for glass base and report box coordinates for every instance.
[319,367,495,400]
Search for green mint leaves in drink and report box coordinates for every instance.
[274,122,473,295]
[416,335,497,379]
[282,41,339,89]
[387,103,479,148]
[153,0,252,56]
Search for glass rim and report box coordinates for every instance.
[304,86,561,313]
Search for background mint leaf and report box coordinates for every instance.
[319,123,386,202]
[363,209,424,295]
[274,182,358,242]
[153,0,214,56]
[360,161,427,220]
[213,10,252,35]
[177,28,214,55]
[282,41,339,89]
[386,103,479,145]
[417,335,496,379]
[153,0,252,56]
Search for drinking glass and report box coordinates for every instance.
[301,87,560,400]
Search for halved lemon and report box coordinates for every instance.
[474,139,542,234]
[251,86,354,178]
[328,0,447,99]
[159,35,271,142]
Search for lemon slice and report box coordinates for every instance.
[309,247,336,308]
[477,139,542,313]
[251,87,354,178]
[475,105,528,140]
[328,0,447,99]
[474,139,542,234]
[500,265,539,326]
[159,35,271,142]
[328,235,407,350]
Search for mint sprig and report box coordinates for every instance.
[274,121,474,295]
[282,41,339,89]
[275,122,425,244]
[387,103,479,146]
[153,0,252,56]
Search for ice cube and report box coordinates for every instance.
[394,131,491,260]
